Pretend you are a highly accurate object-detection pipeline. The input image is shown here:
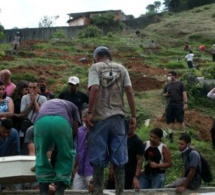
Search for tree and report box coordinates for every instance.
[154,1,161,12]
[146,4,156,13]
[91,12,124,33]
[38,15,59,28]
[146,1,161,14]
[164,0,215,12]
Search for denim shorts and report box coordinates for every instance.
[139,173,165,189]
[87,115,128,167]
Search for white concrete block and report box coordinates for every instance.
[0,155,36,184]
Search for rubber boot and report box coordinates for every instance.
[92,166,104,195]
[39,183,49,195]
[55,181,66,195]
[114,166,125,195]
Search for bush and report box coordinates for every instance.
[201,65,215,79]
[165,61,186,69]
[52,29,66,38]
[78,25,103,38]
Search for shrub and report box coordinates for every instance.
[201,65,215,79]
[165,61,186,69]
[52,29,66,38]
[78,25,103,38]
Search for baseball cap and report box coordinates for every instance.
[68,76,80,85]
[93,46,110,59]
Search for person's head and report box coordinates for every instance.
[0,119,13,140]
[167,71,177,82]
[10,80,29,99]
[0,80,6,99]
[189,50,193,53]
[38,76,48,93]
[178,133,191,152]
[81,108,88,125]
[68,76,79,93]
[93,46,112,63]
[149,128,163,146]
[0,69,12,83]
[28,79,39,94]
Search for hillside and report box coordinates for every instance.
[1,4,215,187]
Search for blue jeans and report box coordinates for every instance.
[88,115,128,167]
[139,173,165,189]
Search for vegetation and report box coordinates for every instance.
[38,15,59,28]
[1,3,215,188]
[163,0,214,12]
[91,12,125,34]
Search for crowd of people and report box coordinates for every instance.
[183,42,215,69]
[0,45,214,195]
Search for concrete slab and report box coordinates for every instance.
[0,155,36,184]
[1,188,215,195]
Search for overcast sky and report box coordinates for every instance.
[0,0,164,29]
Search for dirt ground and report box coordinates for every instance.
[1,40,213,142]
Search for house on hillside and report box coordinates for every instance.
[67,10,132,26]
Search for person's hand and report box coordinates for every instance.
[29,93,36,102]
[132,177,140,192]
[49,183,57,195]
[86,113,93,129]
[176,185,186,193]
[149,161,158,168]
[128,117,136,135]
[183,104,188,110]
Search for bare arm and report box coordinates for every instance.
[207,87,215,99]
[125,86,137,133]
[132,154,143,191]
[176,167,196,193]
[183,91,188,110]
[86,85,99,128]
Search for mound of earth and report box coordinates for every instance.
[131,75,165,92]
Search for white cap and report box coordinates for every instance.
[68,76,80,85]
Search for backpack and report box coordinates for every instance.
[188,148,213,183]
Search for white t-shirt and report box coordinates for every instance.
[185,53,194,61]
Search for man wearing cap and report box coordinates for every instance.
[58,76,89,119]
[86,46,136,195]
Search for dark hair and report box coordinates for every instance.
[0,119,14,129]
[150,128,163,139]
[0,80,7,99]
[168,71,177,77]
[28,78,38,84]
[10,80,28,99]
[38,76,47,83]
[179,133,191,144]
[97,50,112,61]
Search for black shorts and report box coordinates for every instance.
[165,104,184,124]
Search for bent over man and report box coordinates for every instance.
[34,99,81,195]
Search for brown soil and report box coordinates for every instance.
[4,40,213,142]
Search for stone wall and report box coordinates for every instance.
[1,26,85,43]
[1,14,162,43]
